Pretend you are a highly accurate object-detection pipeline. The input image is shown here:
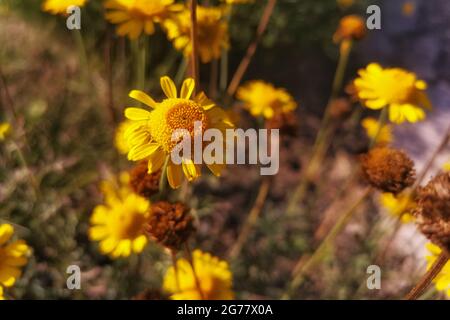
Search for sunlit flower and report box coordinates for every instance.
[380,192,415,223]
[443,162,450,172]
[42,0,87,15]
[237,80,297,119]
[361,117,393,145]
[425,242,450,298]
[333,15,366,43]
[114,120,133,154]
[123,76,233,189]
[104,0,181,39]
[354,63,431,124]
[163,250,234,300]
[0,224,31,293]
[89,172,150,258]
[0,122,11,141]
[164,5,229,63]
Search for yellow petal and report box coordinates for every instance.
[147,149,166,173]
[167,161,183,189]
[124,108,151,120]
[180,78,195,99]
[0,224,14,246]
[129,90,157,108]
[160,76,177,98]
[128,143,160,161]
[182,159,200,181]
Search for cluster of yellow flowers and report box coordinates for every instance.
[425,243,450,298]
[0,224,31,300]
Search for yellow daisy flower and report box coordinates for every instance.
[380,192,415,223]
[89,173,150,258]
[361,117,393,145]
[164,5,229,63]
[42,0,87,15]
[425,242,450,298]
[237,80,297,119]
[114,120,133,154]
[0,122,11,141]
[333,15,366,43]
[163,250,234,300]
[123,76,233,189]
[354,63,431,124]
[0,224,31,290]
[104,0,181,39]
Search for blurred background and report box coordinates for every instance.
[0,0,449,299]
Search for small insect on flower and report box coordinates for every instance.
[42,0,87,15]
[0,122,11,141]
[354,63,432,124]
[163,5,229,63]
[0,224,31,299]
[425,242,450,298]
[333,15,366,43]
[360,147,416,194]
[89,172,151,258]
[414,172,450,253]
[361,117,393,146]
[237,80,297,119]
[380,192,415,223]
[104,0,182,39]
[163,250,234,300]
[123,76,233,189]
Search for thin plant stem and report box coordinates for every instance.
[189,0,199,93]
[228,177,271,259]
[185,243,205,299]
[226,0,277,98]
[73,28,89,81]
[158,157,169,198]
[171,250,181,292]
[283,187,371,299]
[286,40,353,217]
[175,57,188,86]
[405,251,449,300]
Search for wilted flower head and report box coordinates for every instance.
[237,80,297,119]
[89,172,150,258]
[0,224,31,297]
[129,161,161,198]
[164,5,229,63]
[104,0,182,39]
[414,172,450,252]
[361,117,393,146]
[123,76,233,189]
[354,63,431,124]
[361,147,416,194]
[333,15,366,43]
[163,250,234,300]
[380,192,415,223]
[42,0,87,15]
[145,201,194,251]
[425,242,450,297]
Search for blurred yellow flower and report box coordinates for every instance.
[337,0,354,9]
[361,117,393,145]
[89,173,150,258]
[0,285,3,300]
[104,0,181,39]
[425,242,450,298]
[114,120,133,154]
[124,76,233,189]
[0,122,11,141]
[237,80,297,119]
[380,192,415,223]
[0,224,31,291]
[222,0,254,4]
[354,63,431,124]
[42,0,87,15]
[164,5,229,63]
[163,250,234,300]
[443,162,450,172]
[402,1,416,17]
[333,15,366,43]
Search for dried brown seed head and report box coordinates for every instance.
[145,201,195,251]
[129,161,161,198]
[361,147,416,194]
[414,172,450,252]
